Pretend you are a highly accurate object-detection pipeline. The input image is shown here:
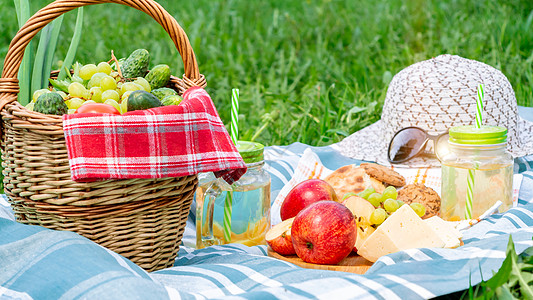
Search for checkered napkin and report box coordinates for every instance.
[62,86,247,184]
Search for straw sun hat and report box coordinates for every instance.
[337,54,533,168]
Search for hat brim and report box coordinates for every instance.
[335,117,533,168]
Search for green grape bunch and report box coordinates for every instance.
[28,49,175,116]
[357,184,427,227]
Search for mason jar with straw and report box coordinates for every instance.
[195,89,271,248]
[440,84,514,221]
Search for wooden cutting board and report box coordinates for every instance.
[267,247,373,274]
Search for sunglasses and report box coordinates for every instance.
[387,127,450,164]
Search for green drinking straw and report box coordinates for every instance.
[465,84,484,219]
[476,84,484,128]
[223,88,239,242]
[465,169,474,219]
[230,89,239,144]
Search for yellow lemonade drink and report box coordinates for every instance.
[196,141,271,249]
[441,162,513,220]
[211,216,269,247]
[196,181,271,248]
[440,125,514,221]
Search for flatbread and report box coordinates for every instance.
[324,165,385,199]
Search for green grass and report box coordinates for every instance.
[1,1,533,297]
[1,0,533,147]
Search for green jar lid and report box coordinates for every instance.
[236,141,264,164]
[449,125,507,145]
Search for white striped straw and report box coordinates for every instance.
[456,201,502,231]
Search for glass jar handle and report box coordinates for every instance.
[200,182,222,244]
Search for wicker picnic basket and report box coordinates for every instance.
[0,0,207,272]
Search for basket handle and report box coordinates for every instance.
[0,0,202,111]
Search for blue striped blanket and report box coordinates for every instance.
[2,103,533,300]
[1,142,533,299]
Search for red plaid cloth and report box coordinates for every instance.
[63,86,247,184]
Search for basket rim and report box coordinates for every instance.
[0,0,206,112]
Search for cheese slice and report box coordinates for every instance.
[424,216,463,249]
[355,225,375,251]
[357,205,445,262]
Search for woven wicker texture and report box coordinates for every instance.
[0,0,208,272]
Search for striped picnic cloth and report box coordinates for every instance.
[1,142,533,299]
[3,99,533,300]
[63,86,247,184]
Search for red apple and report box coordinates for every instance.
[280,179,338,221]
[266,218,295,255]
[291,201,357,265]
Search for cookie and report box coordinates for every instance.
[324,165,385,199]
[397,183,441,219]
[360,163,406,187]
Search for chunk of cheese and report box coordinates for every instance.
[355,225,375,251]
[357,205,445,262]
[424,216,463,249]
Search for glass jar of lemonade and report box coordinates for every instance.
[196,141,271,249]
[440,125,513,221]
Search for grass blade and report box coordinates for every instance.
[494,286,516,300]
[42,15,64,87]
[32,24,52,92]
[512,262,533,298]
[486,236,515,289]
[14,0,32,105]
[58,7,83,80]
[14,0,27,28]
